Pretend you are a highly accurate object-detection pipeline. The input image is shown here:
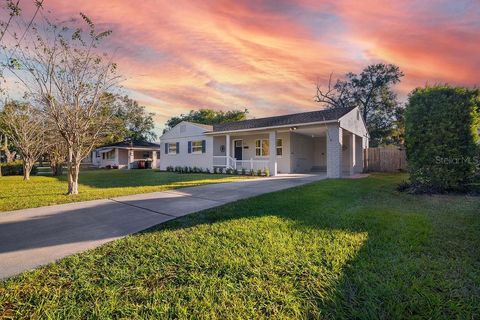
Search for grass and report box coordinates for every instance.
[0,170,249,211]
[1,173,479,319]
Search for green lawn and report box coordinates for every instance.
[0,170,248,211]
[1,174,479,319]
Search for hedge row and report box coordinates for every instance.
[165,165,271,176]
[0,161,38,176]
[405,85,480,192]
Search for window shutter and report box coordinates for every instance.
[176,142,180,154]
[202,140,206,153]
[164,143,168,154]
[188,141,191,153]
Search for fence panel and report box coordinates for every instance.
[364,147,406,172]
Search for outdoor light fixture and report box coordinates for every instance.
[290,126,297,131]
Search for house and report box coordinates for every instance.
[90,140,161,169]
[159,106,369,177]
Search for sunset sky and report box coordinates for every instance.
[11,0,480,132]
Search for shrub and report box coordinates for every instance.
[257,169,262,176]
[166,166,174,172]
[233,169,238,175]
[206,168,210,174]
[213,167,218,174]
[0,161,38,176]
[405,85,480,192]
[264,167,270,177]
[218,167,224,174]
[226,168,233,175]
[241,168,246,175]
[249,169,254,176]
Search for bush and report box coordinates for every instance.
[257,169,262,176]
[249,169,254,176]
[166,166,174,172]
[264,167,270,177]
[241,168,246,175]
[0,161,38,176]
[405,85,480,192]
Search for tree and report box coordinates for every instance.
[0,134,17,163]
[0,102,47,180]
[6,14,121,194]
[315,64,404,146]
[164,108,248,132]
[405,85,480,192]
[112,95,157,142]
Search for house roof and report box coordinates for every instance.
[212,107,355,132]
[97,140,160,149]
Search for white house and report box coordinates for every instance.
[160,107,369,178]
[89,140,161,169]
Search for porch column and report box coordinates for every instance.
[327,124,342,178]
[225,134,231,167]
[349,133,356,175]
[127,149,134,169]
[114,148,119,166]
[152,149,157,169]
[269,131,277,176]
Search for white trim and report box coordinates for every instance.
[191,140,203,154]
[167,142,177,155]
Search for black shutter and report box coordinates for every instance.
[188,141,191,153]
[164,143,168,154]
[176,142,180,154]
[202,140,206,153]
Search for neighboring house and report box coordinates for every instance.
[89,140,161,169]
[160,106,369,178]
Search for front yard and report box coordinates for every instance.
[0,170,248,211]
[1,174,479,319]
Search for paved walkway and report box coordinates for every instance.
[0,174,326,279]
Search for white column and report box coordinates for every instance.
[114,148,119,166]
[127,149,134,169]
[225,134,230,168]
[269,131,277,176]
[349,133,356,175]
[152,149,157,169]
[327,124,342,178]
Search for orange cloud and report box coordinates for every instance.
[10,0,480,129]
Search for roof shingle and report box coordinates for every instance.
[212,107,354,132]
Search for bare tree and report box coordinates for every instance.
[0,134,17,163]
[45,130,66,176]
[6,14,121,193]
[0,102,46,180]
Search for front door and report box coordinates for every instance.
[234,140,243,160]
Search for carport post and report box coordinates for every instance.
[127,149,134,170]
[269,131,277,176]
[349,133,356,175]
[326,124,342,178]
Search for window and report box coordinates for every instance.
[167,143,177,154]
[276,139,283,156]
[255,139,269,156]
[102,150,115,160]
[191,140,203,153]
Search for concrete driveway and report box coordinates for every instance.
[0,174,326,279]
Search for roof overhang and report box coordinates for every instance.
[205,119,338,135]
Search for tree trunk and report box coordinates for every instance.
[23,160,33,181]
[67,162,80,194]
[51,162,63,176]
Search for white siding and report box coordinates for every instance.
[160,122,213,171]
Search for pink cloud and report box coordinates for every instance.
[7,0,480,129]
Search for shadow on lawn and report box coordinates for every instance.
[2,175,479,317]
[135,177,480,318]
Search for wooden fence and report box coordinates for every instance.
[364,147,407,172]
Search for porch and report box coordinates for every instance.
[209,123,366,178]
